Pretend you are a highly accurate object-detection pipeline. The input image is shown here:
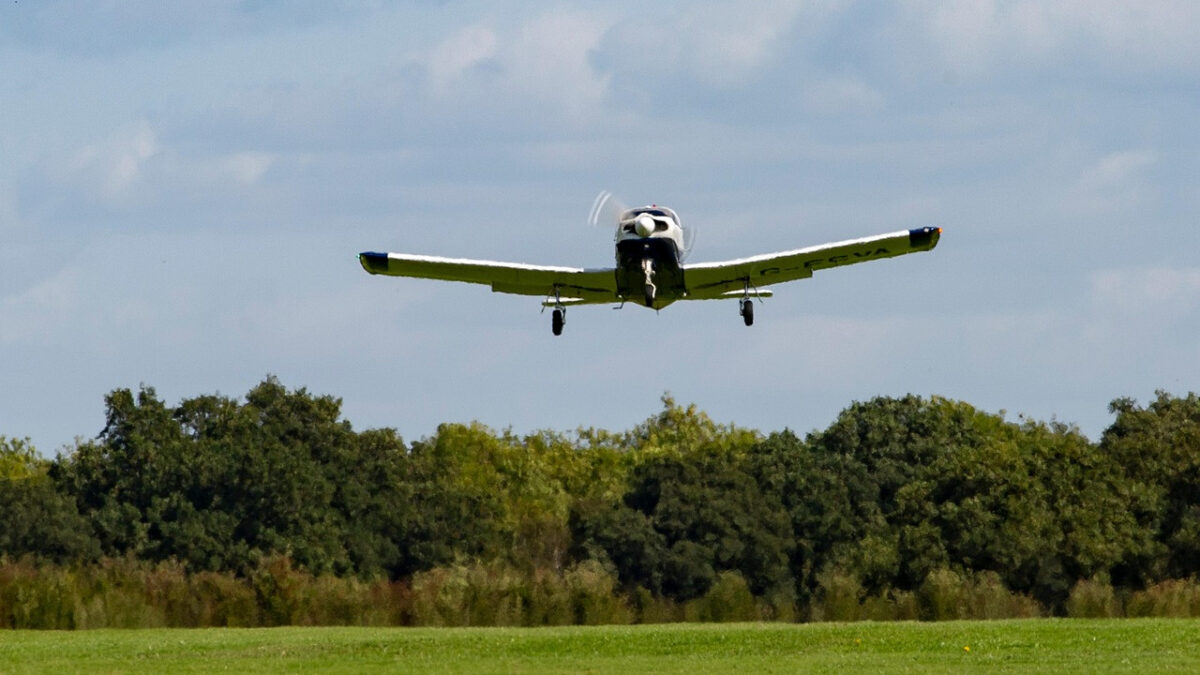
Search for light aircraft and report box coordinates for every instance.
[358,194,941,335]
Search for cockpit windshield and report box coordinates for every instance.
[620,206,679,222]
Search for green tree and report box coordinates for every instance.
[1,436,45,479]
[1101,392,1200,583]
[1,437,99,563]
[569,398,787,601]
[53,378,414,577]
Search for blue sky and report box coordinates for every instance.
[3,1,1198,453]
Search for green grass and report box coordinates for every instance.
[2,619,1198,673]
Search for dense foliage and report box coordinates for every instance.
[3,380,1200,625]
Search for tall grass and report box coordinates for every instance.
[4,556,1199,629]
[810,568,1040,622]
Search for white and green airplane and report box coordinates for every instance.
[359,195,941,335]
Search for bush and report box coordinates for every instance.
[0,558,77,629]
[811,570,863,622]
[1127,579,1200,618]
[72,557,165,629]
[683,571,760,622]
[525,570,573,626]
[966,571,1041,620]
[565,560,633,625]
[632,586,682,624]
[1066,575,1119,618]
[409,565,471,627]
[861,589,919,621]
[188,570,260,627]
[919,569,966,620]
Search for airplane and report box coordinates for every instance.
[358,198,941,335]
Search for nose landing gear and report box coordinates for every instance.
[642,258,657,308]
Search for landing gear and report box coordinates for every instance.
[550,285,566,336]
[740,298,754,326]
[739,279,755,326]
[641,258,657,308]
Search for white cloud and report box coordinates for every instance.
[1090,267,1200,315]
[1077,151,1157,191]
[428,25,499,95]
[672,1,806,86]
[916,0,1200,76]
[220,152,276,185]
[66,121,159,198]
[508,11,612,114]
[0,268,82,343]
[1067,150,1157,215]
[598,0,808,88]
[803,76,885,113]
[412,10,614,129]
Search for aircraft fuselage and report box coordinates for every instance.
[613,206,688,308]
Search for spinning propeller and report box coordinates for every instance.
[588,189,627,237]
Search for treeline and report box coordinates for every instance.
[3,378,1200,628]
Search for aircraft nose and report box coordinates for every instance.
[634,214,656,237]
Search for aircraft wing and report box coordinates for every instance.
[682,227,940,299]
[358,252,619,305]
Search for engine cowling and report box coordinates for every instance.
[634,213,656,237]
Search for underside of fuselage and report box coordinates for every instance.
[615,237,685,308]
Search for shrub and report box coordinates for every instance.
[0,558,77,629]
[566,559,632,625]
[811,570,863,622]
[1127,579,1200,618]
[1065,575,1119,618]
[861,589,919,621]
[189,570,260,627]
[683,571,759,622]
[966,571,1041,619]
[632,586,682,624]
[72,557,164,629]
[410,565,471,626]
[525,569,573,626]
[919,569,966,621]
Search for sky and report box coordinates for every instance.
[3,1,1198,454]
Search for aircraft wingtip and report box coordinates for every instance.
[908,227,941,249]
[359,251,390,274]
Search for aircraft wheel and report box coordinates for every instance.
[644,285,655,308]
[552,308,564,336]
[741,299,754,326]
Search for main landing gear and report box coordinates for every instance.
[739,279,755,326]
[739,297,754,326]
[550,285,565,336]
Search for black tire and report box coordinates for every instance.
[644,284,655,308]
[742,299,754,326]
[552,308,564,336]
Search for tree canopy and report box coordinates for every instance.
[4,380,1199,615]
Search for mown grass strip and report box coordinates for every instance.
[2,619,1198,673]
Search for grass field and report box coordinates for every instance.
[2,619,1198,673]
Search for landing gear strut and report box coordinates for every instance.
[641,258,657,308]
